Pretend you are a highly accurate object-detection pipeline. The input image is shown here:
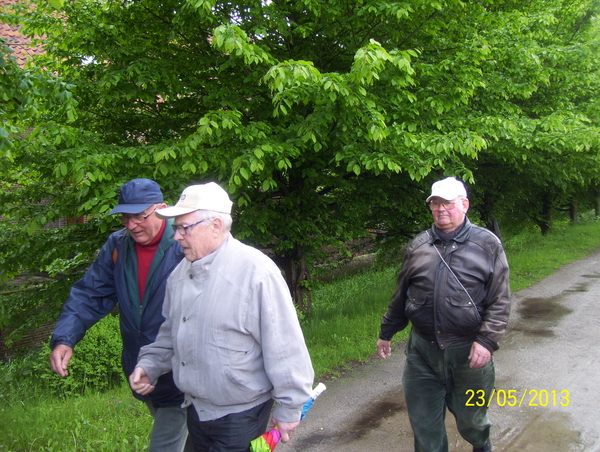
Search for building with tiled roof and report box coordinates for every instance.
[0,0,44,67]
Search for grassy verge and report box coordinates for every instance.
[3,216,600,450]
[301,264,406,378]
[0,384,151,452]
[504,218,600,292]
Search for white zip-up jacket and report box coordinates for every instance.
[137,234,314,423]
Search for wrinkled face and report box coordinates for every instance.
[173,211,222,262]
[121,203,166,245]
[429,197,469,233]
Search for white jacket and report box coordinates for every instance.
[137,234,314,422]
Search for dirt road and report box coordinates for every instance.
[282,248,600,452]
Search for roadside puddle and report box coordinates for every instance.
[495,411,585,451]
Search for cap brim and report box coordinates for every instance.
[426,194,456,203]
[109,203,155,215]
[155,206,198,219]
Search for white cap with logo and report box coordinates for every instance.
[426,177,467,203]
[155,182,233,219]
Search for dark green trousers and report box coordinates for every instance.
[403,331,494,452]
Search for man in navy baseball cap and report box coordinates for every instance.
[51,179,192,452]
[109,178,164,215]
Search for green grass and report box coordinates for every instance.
[301,265,408,378]
[3,216,600,450]
[504,217,600,291]
[0,384,151,451]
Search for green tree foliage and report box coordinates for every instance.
[0,220,105,342]
[1,313,123,400]
[1,0,600,323]
[0,36,76,153]
[462,1,600,236]
[0,38,28,151]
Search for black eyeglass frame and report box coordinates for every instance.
[171,218,214,236]
[120,206,158,225]
[427,199,462,211]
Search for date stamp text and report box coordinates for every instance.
[465,389,570,407]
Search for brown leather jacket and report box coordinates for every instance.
[380,218,511,352]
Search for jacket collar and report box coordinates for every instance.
[430,217,472,244]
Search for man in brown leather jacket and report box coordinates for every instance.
[376,177,511,452]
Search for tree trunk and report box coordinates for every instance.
[535,196,553,235]
[478,192,502,242]
[273,250,312,313]
[485,214,502,242]
[569,202,578,223]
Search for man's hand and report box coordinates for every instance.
[129,367,155,395]
[377,339,392,360]
[50,344,73,377]
[468,342,491,368]
[269,418,300,443]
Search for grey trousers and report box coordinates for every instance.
[145,400,194,452]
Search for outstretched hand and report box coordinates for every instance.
[50,344,73,377]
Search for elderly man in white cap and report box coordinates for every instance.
[129,182,314,452]
[376,177,511,452]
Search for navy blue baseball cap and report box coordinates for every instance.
[109,179,164,215]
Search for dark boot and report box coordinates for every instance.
[473,440,492,452]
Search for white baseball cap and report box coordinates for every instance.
[426,177,467,202]
[155,182,233,218]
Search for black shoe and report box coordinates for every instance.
[473,440,492,452]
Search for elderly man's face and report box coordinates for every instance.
[429,197,469,233]
[173,211,222,262]
[121,203,166,245]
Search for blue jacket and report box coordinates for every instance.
[50,219,185,407]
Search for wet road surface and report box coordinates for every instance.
[282,248,600,452]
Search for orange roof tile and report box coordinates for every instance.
[0,0,45,67]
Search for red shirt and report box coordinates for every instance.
[135,221,166,303]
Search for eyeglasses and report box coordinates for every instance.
[121,206,158,225]
[172,218,213,236]
[428,199,460,211]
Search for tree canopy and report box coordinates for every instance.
[1,0,600,336]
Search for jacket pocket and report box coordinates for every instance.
[206,340,271,406]
[405,288,434,333]
[195,302,270,405]
[444,296,482,334]
[405,287,431,310]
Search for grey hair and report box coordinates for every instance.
[194,209,233,232]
